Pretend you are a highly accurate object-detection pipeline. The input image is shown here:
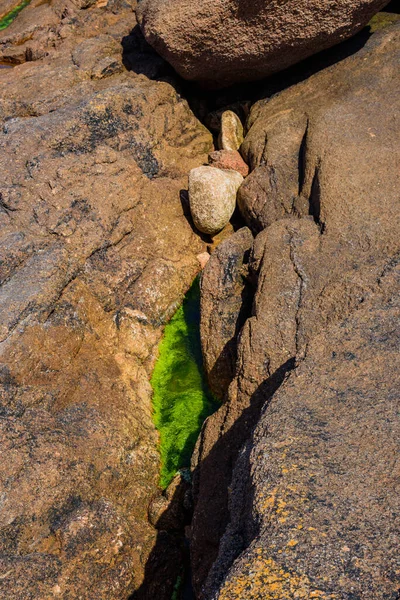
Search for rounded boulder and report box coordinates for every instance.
[137,0,388,88]
[189,166,243,235]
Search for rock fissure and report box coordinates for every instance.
[1,1,400,599]
[288,231,310,359]
[190,18,400,600]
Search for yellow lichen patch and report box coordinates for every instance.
[260,488,290,522]
[218,554,338,600]
[281,463,298,475]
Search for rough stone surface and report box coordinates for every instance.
[200,227,253,401]
[0,2,212,598]
[215,270,400,599]
[209,150,249,178]
[136,0,389,88]
[191,23,400,599]
[218,111,244,152]
[189,166,243,236]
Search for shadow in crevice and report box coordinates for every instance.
[129,475,193,600]
[297,121,309,196]
[121,17,382,128]
[121,24,176,81]
[190,358,296,597]
[384,0,400,13]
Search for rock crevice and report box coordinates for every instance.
[192,21,400,599]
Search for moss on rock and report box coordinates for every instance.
[151,277,218,489]
[368,11,400,33]
[0,0,30,30]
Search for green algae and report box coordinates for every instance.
[0,0,30,30]
[368,11,400,33]
[151,277,218,490]
[171,575,183,600]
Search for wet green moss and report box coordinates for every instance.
[151,277,218,489]
[0,0,30,30]
[171,575,183,600]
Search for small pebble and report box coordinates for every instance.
[209,149,249,177]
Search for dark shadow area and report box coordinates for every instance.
[121,24,176,81]
[229,205,248,233]
[384,0,400,12]
[309,164,322,227]
[298,121,309,196]
[130,475,193,600]
[121,16,386,129]
[190,358,296,596]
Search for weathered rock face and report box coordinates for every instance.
[214,267,400,599]
[191,23,400,598]
[0,2,212,598]
[136,0,389,88]
[200,227,253,401]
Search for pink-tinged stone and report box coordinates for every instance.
[197,252,211,269]
[208,150,249,177]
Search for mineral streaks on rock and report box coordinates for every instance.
[0,1,213,597]
[137,0,389,87]
[191,23,400,599]
[189,166,243,235]
[200,227,254,400]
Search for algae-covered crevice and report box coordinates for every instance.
[0,0,30,30]
[151,276,218,489]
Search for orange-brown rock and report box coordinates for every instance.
[0,1,212,598]
[191,22,400,599]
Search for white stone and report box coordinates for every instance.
[189,166,243,236]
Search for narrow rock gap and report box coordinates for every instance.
[297,119,309,196]
[308,162,325,232]
[132,277,219,600]
[120,10,400,600]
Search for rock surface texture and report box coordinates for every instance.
[136,0,389,87]
[209,150,249,178]
[189,166,243,235]
[0,2,212,598]
[191,23,400,599]
[200,227,253,400]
